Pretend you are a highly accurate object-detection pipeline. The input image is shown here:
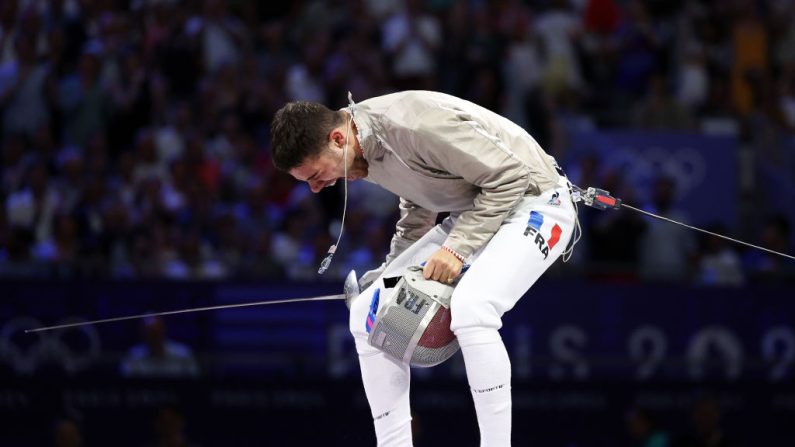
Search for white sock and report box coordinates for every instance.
[456,327,512,447]
[358,349,413,446]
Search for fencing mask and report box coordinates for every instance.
[365,266,459,368]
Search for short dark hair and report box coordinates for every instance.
[270,101,343,172]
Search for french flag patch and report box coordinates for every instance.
[366,288,380,333]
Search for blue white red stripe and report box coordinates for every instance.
[366,288,380,333]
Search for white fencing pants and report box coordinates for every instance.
[349,178,577,446]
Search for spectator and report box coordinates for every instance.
[32,212,78,266]
[634,74,694,130]
[0,0,19,65]
[730,1,768,118]
[626,407,671,447]
[381,0,441,90]
[673,395,733,447]
[54,146,85,211]
[195,0,246,74]
[1,133,30,193]
[436,1,473,96]
[500,4,541,130]
[57,41,112,148]
[743,214,795,280]
[588,168,646,279]
[695,223,744,286]
[239,228,284,279]
[107,47,151,156]
[613,0,665,99]
[675,42,709,113]
[285,36,328,103]
[143,405,200,447]
[6,161,60,246]
[535,0,584,99]
[53,415,84,447]
[0,0,788,283]
[638,176,696,282]
[133,129,169,186]
[120,316,200,378]
[0,32,54,137]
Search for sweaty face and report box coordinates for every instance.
[289,121,368,193]
[289,147,347,193]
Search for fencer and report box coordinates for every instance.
[271,90,578,446]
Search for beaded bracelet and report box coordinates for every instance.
[441,245,466,263]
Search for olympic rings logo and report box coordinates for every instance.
[608,145,707,199]
[0,317,101,374]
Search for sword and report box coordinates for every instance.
[25,271,362,333]
[26,184,795,333]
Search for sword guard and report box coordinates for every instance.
[576,187,622,211]
[343,270,360,309]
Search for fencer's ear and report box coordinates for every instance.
[329,128,344,147]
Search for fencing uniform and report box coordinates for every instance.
[346,91,577,446]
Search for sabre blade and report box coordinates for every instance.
[25,294,346,333]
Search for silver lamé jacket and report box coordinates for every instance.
[348,90,562,264]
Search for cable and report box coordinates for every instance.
[318,98,353,274]
[573,184,795,262]
[621,203,795,261]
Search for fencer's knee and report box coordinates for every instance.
[354,335,382,357]
[449,294,503,333]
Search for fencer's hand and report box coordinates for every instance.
[423,248,463,284]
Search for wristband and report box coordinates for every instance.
[441,245,466,263]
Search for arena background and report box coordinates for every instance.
[0,0,794,446]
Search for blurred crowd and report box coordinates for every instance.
[0,0,793,283]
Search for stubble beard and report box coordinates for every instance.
[346,153,368,180]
